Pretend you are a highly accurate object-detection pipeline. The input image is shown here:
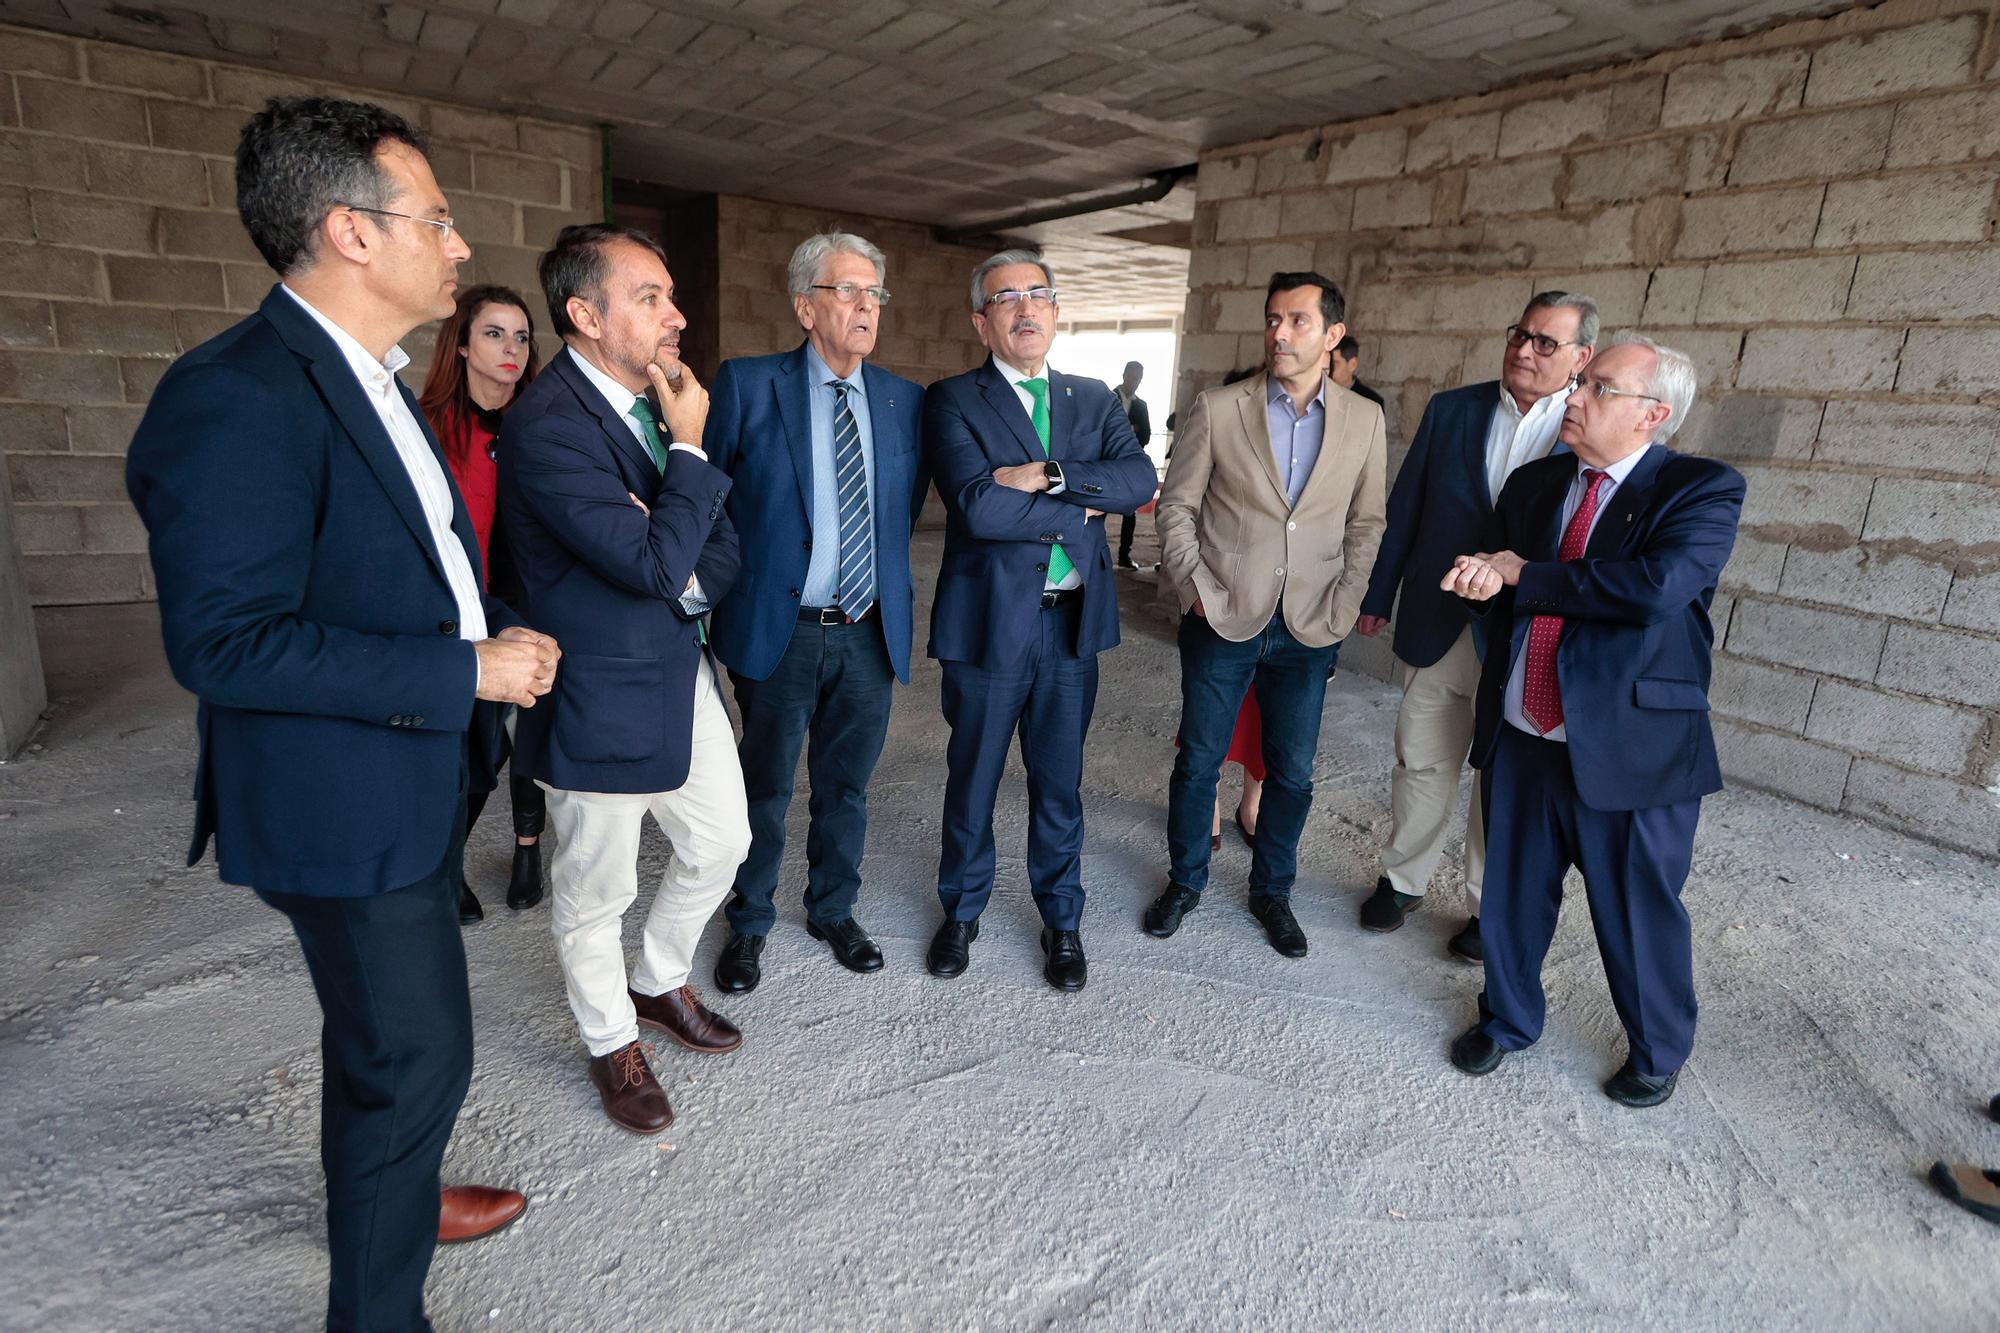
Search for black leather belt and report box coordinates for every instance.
[1040,588,1082,609]
[799,603,876,625]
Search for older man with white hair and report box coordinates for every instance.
[1438,332,1745,1108]
[704,232,928,992]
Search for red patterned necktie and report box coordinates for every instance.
[1520,468,1609,735]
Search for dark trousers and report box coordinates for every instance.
[1476,726,1701,1077]
[725,619,896,936]
[256,799,473,1333]
[937,598,1097,930]
[1168,609,1339,901]
[464,772,546,841]
[1117,512,1136,563]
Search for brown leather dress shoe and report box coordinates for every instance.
[587,1041,674,1134]
[438,1185,527,1244]
[631,984,742,1054]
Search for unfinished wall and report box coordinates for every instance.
[1181,0,2000,856]
[0,25,603,607]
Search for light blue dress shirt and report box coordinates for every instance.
[800,342,879,610]
[1265,375,1327,508]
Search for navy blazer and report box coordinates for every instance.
[498,350,739,795]
[1361,380,1509,669]
[1468,446,1746,813]
[125,286,522,897]
[924,359,1158,671]
[703,344,927,682]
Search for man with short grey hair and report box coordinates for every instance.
[704,232,928,992]
[1354,291,1599,961]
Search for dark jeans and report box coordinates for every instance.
[1118,512,1136,562]
[937,598,1098,930]
[256,798,472,1333]
[1167,609,1339,901]
[726,620,897,936]
[464,772,546,841]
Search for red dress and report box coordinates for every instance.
[440,408,502,581]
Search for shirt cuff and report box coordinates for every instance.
[668,442,707,460]
[1046,462,1065,494]
[679,572,710,616]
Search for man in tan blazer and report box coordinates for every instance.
[1147,271,1386,957]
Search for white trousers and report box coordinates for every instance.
[543,657,751,1057]
[1380,626,1486,913]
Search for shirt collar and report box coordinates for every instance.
[994,354,1050,386]
[804,341,865,395]
[1497,380,1572,423]
[1583,441,1655,486]
[281,284,410,389]
[565,345,639,416]
[1267,373,1327,413]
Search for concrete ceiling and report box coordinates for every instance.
[5,0,1857,319]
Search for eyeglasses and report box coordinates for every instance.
[809,282,892,306]
[337,203,458,239]
[1505,325,1581,357]
[1569,374,1660,405]
[981,287,1058,311]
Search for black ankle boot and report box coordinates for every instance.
[506,841,543,911]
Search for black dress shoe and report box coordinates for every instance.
[1142,883,1200,938]
[1040,928,1087,991]
[1603,1060,1678,1107]
[1449,1026,1504,1076]
[1448,915,1483,962]
[506,842,543,911]
[1358,877,1422,932]
[712,932,765,993]
[806,917,884,973]
[458,882,483,925]
[926,918,979,978]
[1248,896,1307,958]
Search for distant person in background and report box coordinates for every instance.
[419,283,549,922]
[1331,334,1384,409]
[1115,359,1154,570]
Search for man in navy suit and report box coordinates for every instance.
[498,224,749,1135]
[1440,332,1744,1108]
[703,232,926,992]
[923,250,1157,991]
[126,97,549,1330]
[1355,293,1600,962]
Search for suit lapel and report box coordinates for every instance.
[399,378,484,579]
[860,362,906,536]
[1466,390,1501,510]
[1291,376,1352,514]
[775,344,813,508]
[1585,444,1666,560]
[1047,369,1075,461]
[553,352,657,481]
[976,358,1044,464]
[1234,375,1292,508]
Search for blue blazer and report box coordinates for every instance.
[1468,445,1746,812]
[703,344,927,682]
[498,351,739,795]
[1362,380,1512,669]
[125,286,522,898]
[923,360,1157,671]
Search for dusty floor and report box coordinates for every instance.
[2,527,1998,1332]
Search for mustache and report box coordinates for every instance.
[1009,320,1042,335]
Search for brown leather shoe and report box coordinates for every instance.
[631,984,742,1054]
[587,1041,674,1134]
[438,1185,527,1244]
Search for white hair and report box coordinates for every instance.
[787,231,885,296]
[969,248,1054,312]
[1605,330,1697,442]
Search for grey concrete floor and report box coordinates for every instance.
[2,527,1998,1332]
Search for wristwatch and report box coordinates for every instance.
[1043,459,1063,487]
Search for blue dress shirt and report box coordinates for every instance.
[1266,375,1327,508]
[800,342,879,609]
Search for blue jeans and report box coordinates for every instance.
[1167,609,1339,901]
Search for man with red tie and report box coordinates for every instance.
[1439,332,1744,1108]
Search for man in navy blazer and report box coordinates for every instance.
[703,232,927,992]
[1355,293,1600,962]
[126,98,549,1329]
[923,250,1157,991]
[498,224,750,1136]
[1440,333,1745,1109]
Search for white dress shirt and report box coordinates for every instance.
[281,285,487,648]
[1502,443,1656,741]
[1485,381,1572,506]
[991,354,1081,591]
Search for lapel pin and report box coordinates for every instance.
[1064,386,1072,397]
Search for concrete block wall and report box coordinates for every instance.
[1181,0,2000,856]
[0,25,602,606]
[715,194,990,383]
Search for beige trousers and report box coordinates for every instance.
[1380,626,1486,912]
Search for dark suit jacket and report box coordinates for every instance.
[1124,392,1152,454]
[1468,445,1745,812]
[924,359,1157,671]
[125,286,522,897]
[1361,380,1512,669]
[498,350,739,795]
[703,344,927,682]
[1350,378,1385,409]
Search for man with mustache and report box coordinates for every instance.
[922,250,1158,990]
[498,224,748,1133]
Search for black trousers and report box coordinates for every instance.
[464,771,546,841]
[257,799,473,1333]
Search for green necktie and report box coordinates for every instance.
[1017,378,1073,584]
[627,397,668,472]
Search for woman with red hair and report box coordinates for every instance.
[419,284,546,923]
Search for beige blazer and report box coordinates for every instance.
[1155,372,1387,647]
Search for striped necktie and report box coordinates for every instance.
[830,381,875,616]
